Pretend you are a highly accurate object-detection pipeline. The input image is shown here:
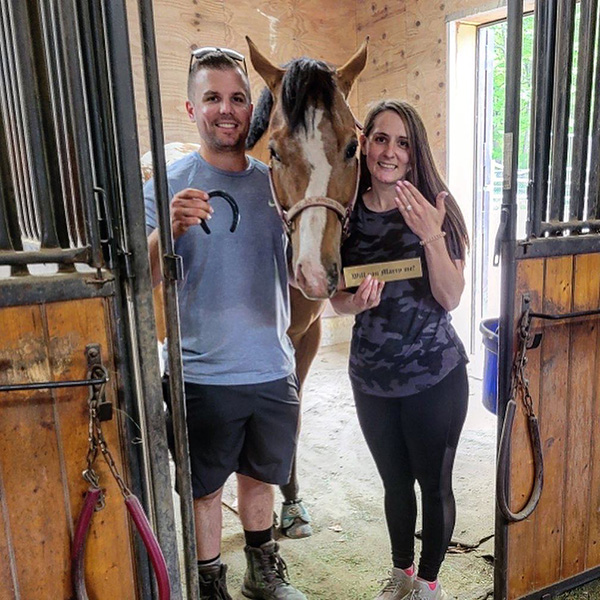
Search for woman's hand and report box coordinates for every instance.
[394,180,447,242]
[330,274,385,316]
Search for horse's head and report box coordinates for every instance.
[246,37,368,300]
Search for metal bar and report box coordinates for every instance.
[528,308,600,321]
[76,0,115,269]
[495,1,524,598]
[548,0,576,221]
[517,234,600,258]
[137,0,199,597]
[0,0,36,242]
[0,93,20,252]
[0,375,108,393]
[58,0,103,268]
[0,272,115,308]
[0,247,91,266]
[7,0,60,249]
[27,0,70,249]
[586,5,600,220]
[569,0,598,222]
[103,1,183,596]
[530,0,558,237]
[540,218,600,235]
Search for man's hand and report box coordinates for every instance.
[171,188,214,240]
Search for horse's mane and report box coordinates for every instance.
[246,57,336,149]
[246,87,273,149]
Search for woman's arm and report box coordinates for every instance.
[394,181,465,311]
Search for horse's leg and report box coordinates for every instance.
[278,288,326,538]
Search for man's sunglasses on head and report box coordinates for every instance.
[189,46,248,75]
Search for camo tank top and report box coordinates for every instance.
[341,197,468,398]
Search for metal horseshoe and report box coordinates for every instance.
[201,190,240,234]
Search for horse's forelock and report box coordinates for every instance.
[246,87,273,149]
[281,58,336,133]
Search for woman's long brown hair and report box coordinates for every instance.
[359,99,469,260]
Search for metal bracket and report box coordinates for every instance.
[163,253,183,282]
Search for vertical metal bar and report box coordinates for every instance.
[0,101,21,252]
[26,0,70,249]
[137,0,199,596]
[103,1,183,596]
[0,0,36,243]
[588,28,600,219]
[6,0,60,249]
[57,0,103,267]
[495,1,524,598]
[530,0,558,236]
[569,0,598,222]
[549,0,576,221]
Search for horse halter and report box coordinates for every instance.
[268,158,360,240]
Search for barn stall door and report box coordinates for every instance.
[495,1,600,598]
[0,0,183,598]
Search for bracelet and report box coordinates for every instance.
[419,231,446,246]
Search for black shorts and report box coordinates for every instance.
[162,375,300,498]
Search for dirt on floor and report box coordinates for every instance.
[213,342,599,600]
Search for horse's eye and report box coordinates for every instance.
[269,146,281,162]
[345,140,358,160]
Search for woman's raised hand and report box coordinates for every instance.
[394,180,447,243]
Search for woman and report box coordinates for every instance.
[331,100,469,600]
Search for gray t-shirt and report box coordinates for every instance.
[145,151,295,385]
[342,197,468,397]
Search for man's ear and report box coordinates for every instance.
[186,100,196,123]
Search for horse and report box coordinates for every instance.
[245,37,368,537]
[143,39,367,538]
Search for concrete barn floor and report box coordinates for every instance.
[186,342,600,599]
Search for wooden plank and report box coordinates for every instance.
[506,257,545,599]
[586,256,600,566]
[533,256,573,587]
[562,253,600,577]
[44,297,138,599]
[0,463,18,599]
[0,305,69,599]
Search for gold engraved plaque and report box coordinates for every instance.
[342,257,423,288]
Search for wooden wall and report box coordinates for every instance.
[506,254,600,599]
[127,0,505,174]
[0,296,138,599]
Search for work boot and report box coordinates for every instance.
[401,578,449,600]
[374,567,416,599]
[198,563,233,600]
[242,541,307,599]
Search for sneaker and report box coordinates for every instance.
[242,540,307,599]
[401,578,449,600]
[374,567,416,599]
[280,499,312,539]
[198,563,233,600]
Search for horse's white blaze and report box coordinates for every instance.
[295,108,331,290]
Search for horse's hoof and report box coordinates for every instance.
[280,499,313,539]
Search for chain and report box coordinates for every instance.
[509,309,536,418]
[82,364,131,503]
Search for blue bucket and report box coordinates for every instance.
[480,318,499,414]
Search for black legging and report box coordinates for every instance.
[352,363,468,582]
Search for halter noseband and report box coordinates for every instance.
[268,158,360,240]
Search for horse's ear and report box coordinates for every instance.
[336,37,369,98]
[246,36,285,93]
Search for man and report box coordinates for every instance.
[145,48,306,600]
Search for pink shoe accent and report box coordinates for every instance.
[416,577,437,591]
[402,564,415,577]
